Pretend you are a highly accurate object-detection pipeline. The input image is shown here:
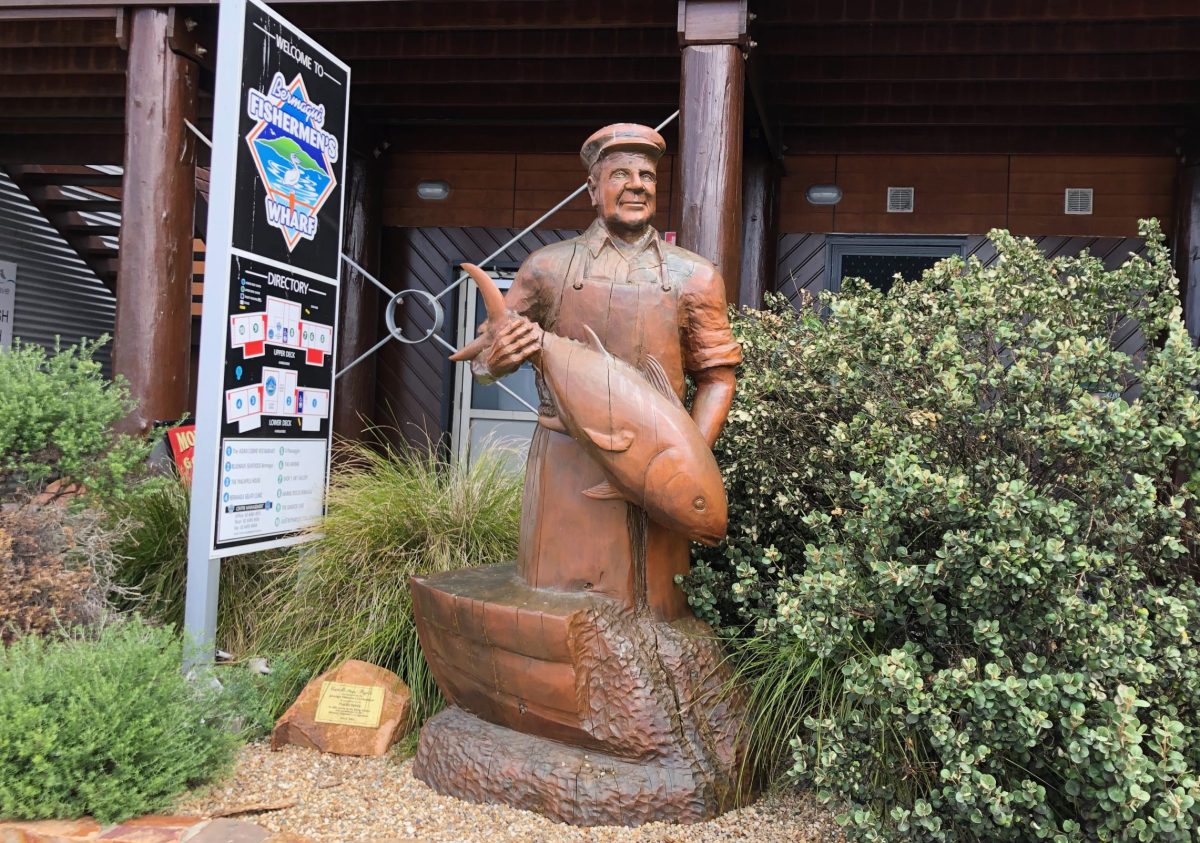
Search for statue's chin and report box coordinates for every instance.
[603,216,652,239]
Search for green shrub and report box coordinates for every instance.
[0,619,241,823]
[688,221,1200,841]
[210,655,310,741]
[0,338,149,500]
[250,441,523,724]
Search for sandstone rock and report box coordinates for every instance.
[0,819,101,843]
[271,659,411,756]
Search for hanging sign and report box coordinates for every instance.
[188,0,349,568]
[0,261,16,352]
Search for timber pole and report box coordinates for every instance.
[1174,148,1200,345]
[112,7,198,434]
[334,154,381,441]
[739,136,780,309]
[677,1,750,305]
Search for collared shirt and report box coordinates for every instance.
[499,219,743,377]
[582,220,667,288]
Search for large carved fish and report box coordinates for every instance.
[450,263,728,545]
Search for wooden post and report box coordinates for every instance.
[677,1,749,304]
[1174,153,1200,345]
[112,7,198,434]
[739,136,780,309]
[334,154,381,440]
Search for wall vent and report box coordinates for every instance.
[1064,188,1093,215]
[887,186,915,213]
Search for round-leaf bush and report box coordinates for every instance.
[0,620,241,823]
[688,221,1200,841]
[0,337,149,500]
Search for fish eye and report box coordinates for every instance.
[693,496,706,511]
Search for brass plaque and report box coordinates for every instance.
[313,681,384,728]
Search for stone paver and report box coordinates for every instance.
[185,819,271,843]
[0,818,288,843]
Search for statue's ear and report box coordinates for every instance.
[585,174,598,207]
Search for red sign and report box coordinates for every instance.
[167,424,197,484]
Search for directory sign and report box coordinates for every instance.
[189,0,349,563]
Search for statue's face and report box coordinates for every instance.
[587,151,657,236]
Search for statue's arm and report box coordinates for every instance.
[690,366,736,448]
[681,263,743,447]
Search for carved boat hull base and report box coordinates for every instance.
[410,563,753,826]
[414,706,743,826]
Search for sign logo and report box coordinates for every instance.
[245,72,340,251]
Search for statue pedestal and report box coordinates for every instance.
[410,563,751,826]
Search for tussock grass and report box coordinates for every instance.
[728,633,925,798]
[107,477,276,653]
[250,440,523,724]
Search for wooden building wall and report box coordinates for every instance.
[384,152,678,232]
[780,154,1175,237]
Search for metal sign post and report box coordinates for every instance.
[184,0,350,663]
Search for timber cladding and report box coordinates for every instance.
[385,152,1171,239]
[383,152,677,232]
[779,155,1175,238]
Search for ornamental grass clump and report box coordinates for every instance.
[0,619,241,824]
[688,221,1200,841]
[105,477,277,655]
[250,440,522,724]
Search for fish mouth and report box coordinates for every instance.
[694,531,724,547]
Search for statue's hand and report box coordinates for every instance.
[481,315,542,378]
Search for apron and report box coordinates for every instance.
[516,240,693,621]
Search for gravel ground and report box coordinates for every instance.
[178,743,844,843]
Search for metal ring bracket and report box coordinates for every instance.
[384,288,444,345]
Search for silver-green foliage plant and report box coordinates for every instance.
[0,337,149,500]
[0,619,241,824]
[688,221,1200,841]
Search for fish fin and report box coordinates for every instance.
[583,481,625,500]
[580,424,634,452]
[641,355,685,408]
[582,325,609,357]
[461,263,508,328]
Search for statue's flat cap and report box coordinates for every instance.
[580,124,666,171]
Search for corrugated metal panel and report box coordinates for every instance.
[0,169,116,373]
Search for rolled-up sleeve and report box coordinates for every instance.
[682,266,743,373]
